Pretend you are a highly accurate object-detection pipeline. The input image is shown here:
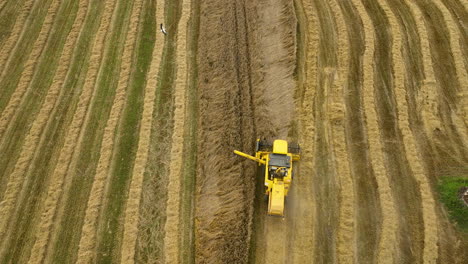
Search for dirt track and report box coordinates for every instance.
[0,0,467,263]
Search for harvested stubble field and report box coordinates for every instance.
[0,0,467,263]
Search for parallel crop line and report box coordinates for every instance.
[0,0,89,260]
[291,0,318,262]
[403,0,442,158]
[433,0,468,145]
[352,0,398,262]
[163,0,190,261]
[75,0,143,262]
[0,0,62,239]
[328,1,355,262]
[0,0,35,81]
[30,0,118,262]
[380,1,439,263]
[120,0,165,262]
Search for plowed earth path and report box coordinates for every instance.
[0,0,466,263]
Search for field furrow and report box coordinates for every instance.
[286,1,316,262]
[328,1,355,262]
[362,0,427,262]
[379,1,439,263]
[310,0,339,262]
[0,0,28,46]
[0,0,53,117]
[0,0,70,245]
[163,0,190,262]
[75,0,142,262]
[0,0,89,262]
[41,0,121,261]
[134,0,180,262]
[0,0,56,193]
[0,0,35,83]
[431,0,468,147]
[121,0,163,262]
[414,0,467,167]
[352,0,399,262]
[0,0,467,262]
[337,1,382,262]
[26,0,109,263]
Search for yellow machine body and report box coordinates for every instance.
[234,139,300,216]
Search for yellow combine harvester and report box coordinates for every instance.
[234,139,300,216]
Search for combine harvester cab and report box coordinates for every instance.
[234,139,300,217]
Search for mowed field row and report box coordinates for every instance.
[0,0,194,262]
[0,0,467,263]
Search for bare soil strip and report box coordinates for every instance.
[0,0,35,83]
[0,0,56,193]
[40,0,120,261]
[163,0,190,262]
[379,1,439,263]
[0,0,88,262]
[285,1,317,262]
[328,1,355,262]
[75,0,141,262]
[0,0,64,243]
[352,0,399,262]
[336,1,382,262]
[120,0,164,262]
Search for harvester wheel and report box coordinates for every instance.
[288,142,301,154]
[258,139,273,152]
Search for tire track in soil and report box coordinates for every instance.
[0,0,35,85]
[413,0,468,168]
[39,0,119,261]
[361,0,426,262]
[352,0,399,262]
[26,0,108,262]
[75,0,142,262]
[120,0,163,262]
[0,0,88,262]
[378,1,439,263]
[310,0,339,263]
[134,0,180,262]
[286,1,316,262]
[194,0,255,262]
[337,1,381,263]
[0,0,55,194]
[163,0,190,262]
[328,1,355,262]
[0,0,66,242]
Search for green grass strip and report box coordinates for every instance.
[50,0,134,262]
[94,0,156,262]
[134,0,181,262]
[179,0,200,262]
[437,176,468,232]
[0,0,104,262]
[0,0,53,112]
